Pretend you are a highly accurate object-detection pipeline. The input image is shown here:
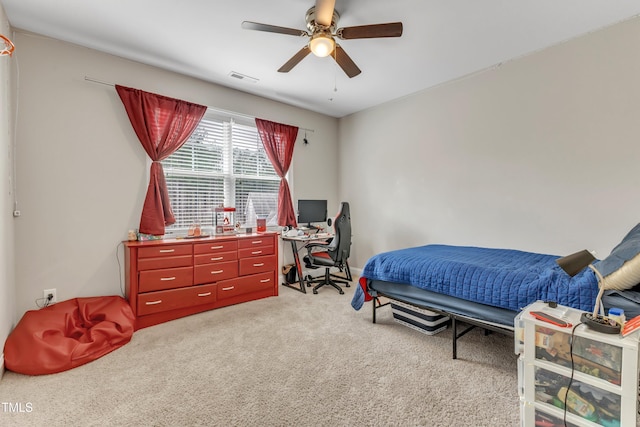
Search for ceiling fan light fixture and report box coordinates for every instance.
[309,34,335,57]
[242,4,402,78]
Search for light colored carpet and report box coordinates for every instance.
[0,279,519,426]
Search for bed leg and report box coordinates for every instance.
[452,317,457,359]
[373,297,377,324]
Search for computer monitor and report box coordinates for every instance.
[297,199,327,228]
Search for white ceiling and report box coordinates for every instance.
[2,0,640,118]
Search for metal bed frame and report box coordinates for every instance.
[372,291,515,359]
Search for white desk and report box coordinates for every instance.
[283,232,333,242]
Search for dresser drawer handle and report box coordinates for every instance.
[253,263,264,267]
[145,300,162,305]
[211,270,224,274]
[251,240,263,245]
[222,286,235,291]
[210,245,224,250]
[210,256,224,261]
[251,250,263,255]
[159,249,175,253]
[197,292,212,297]
[160,276,176,281]
[260,279,270,283]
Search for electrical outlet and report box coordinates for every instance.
[43,288,57,304]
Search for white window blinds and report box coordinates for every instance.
[162,113,280,233]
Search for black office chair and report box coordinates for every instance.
[303,202,352,294]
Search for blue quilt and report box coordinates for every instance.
[360,244,599,312]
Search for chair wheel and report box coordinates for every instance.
[313,290,318,294]
[339,290,344,294]
[346,284,351,287]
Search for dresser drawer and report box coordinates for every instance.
[237,235,274,249]
[138,255,192,271]
[194,260,239,285]
[138,244,192,258]
[194,240,238,254]
[217,272,274,300]
[239,254,277,276]
[238,245,274,259]
[139,266,193,293]
[194,251,237,265]
[137,283,217,316]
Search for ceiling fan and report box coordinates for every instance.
[241,0,403,78]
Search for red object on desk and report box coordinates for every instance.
[530,311,571,328]
[622,315,640,336]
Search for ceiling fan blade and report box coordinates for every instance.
[315,0,336,27]
[333,45,361,78]
[241,21,307,37]
[278,46,312,73]
[337,22,403,39]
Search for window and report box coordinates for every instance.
[162,112,280,233]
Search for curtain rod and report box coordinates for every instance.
[84,76,315,133]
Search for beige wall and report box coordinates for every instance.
[11,31,339,318]
[0,3,16,374]
[340,17,640,269]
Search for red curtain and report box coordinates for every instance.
[116,85,207,235]
[255,118,298,227]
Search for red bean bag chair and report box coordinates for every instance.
[4,296,135,375]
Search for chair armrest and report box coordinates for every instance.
[305,242,330,255]
[306,242,330,250]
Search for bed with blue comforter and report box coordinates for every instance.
[355,244,599,314]
[351,243,639,358]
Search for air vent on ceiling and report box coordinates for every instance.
[228,71,259,84]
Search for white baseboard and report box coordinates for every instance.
[350,267,362,277]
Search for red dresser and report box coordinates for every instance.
[124,233,278,329]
